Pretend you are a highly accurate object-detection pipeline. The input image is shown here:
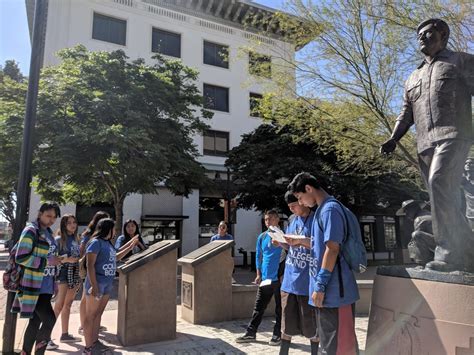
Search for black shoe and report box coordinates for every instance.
[236,333,256,343]
[269,335,282,346]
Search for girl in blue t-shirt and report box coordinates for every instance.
[53,214,81,343]
[78,211,110,337]
[82,218,138,355]
[114,219,147,259]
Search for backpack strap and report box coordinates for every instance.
[336,256,344,298]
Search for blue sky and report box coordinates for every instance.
[0,0,285,75]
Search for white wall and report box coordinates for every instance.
[122,193,143,225]
[181,189,199,255]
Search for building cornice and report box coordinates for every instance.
[25,0,314,50]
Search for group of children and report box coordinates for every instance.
[12,170,358,355]
[236,172,360,355]
[11,204,144,355]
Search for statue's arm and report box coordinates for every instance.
[381,86,413,154]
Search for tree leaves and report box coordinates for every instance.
[32,46,211,228]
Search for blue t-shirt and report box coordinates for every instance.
[81,233,92,247]
[55,235,80,258]
[281,212,314,296]
[210,233,233,242]
[40,229,57,294]
[86,238,116,285]
[309,197,359,308]
[256,231,282,282]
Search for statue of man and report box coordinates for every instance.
[381,19,474,272]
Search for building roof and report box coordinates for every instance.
[26,0,313,49]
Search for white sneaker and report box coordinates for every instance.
[46,340,59,350]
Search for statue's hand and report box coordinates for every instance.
[380,138,397,155]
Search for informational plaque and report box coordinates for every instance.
[182,281,192,309]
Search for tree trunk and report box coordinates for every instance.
[113,198,124,239]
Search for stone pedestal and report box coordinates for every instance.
[117,240,180,346]
[366,266,474,355]
[178,240,234,324]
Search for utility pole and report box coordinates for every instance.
[2,0,48,353]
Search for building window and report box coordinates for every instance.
[249,92,263,117]
[384,223,397,250]
[203,130,229,156]
[92,13,126,46]
[152,28,181,58]
[249,52,271,78]
[203,41,229,68]
[203,84,229,112]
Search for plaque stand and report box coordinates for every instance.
[178,240,234,324]
[117,240,180,346]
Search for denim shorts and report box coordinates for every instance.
[57,267,68,283]
[84,278,113,296]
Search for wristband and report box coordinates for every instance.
[315,268,332,293]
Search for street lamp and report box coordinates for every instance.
[2,1,48,353]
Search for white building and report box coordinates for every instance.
[26,0,301,258]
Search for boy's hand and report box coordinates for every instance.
[312,291,325,308]
[253,275,261,285]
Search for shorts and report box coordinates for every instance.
[57,267,68,283]
[84,278,113,296]
[318,303,358,354]
[281,291,317,338]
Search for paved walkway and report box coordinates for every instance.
[0,251,369,354]
[1,306,368,354]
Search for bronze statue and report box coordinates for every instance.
[381,19,474,272]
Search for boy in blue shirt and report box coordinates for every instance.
[236,210,283,346]
[277,191,319,355]
[288,172,359,355]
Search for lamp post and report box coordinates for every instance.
[2,0,48,353]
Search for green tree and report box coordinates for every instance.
[0,60,24,83]
[0,62,27,227]
[226,123,426,216]
[256,0,472,168]
[34,46,212,231]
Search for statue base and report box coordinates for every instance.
[365,266,474,355]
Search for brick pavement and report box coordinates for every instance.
[0,251,369,354]
[0,306,368,354]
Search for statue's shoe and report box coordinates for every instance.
[425,260,462,272]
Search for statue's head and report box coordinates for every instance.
[417,19,450,57]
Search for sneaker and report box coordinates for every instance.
[78,326,84,335]
[235,333,256,343]
[94,340,111,351]
[60,333,81,343]
[82,347,92,355]
[91,341,110,354]
[46,340,59,350]
[269,335,282,346]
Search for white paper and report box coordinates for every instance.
[267,226,310,242]
[259,279,272,287]
[267,226,287,243]
[284,234,310,240]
